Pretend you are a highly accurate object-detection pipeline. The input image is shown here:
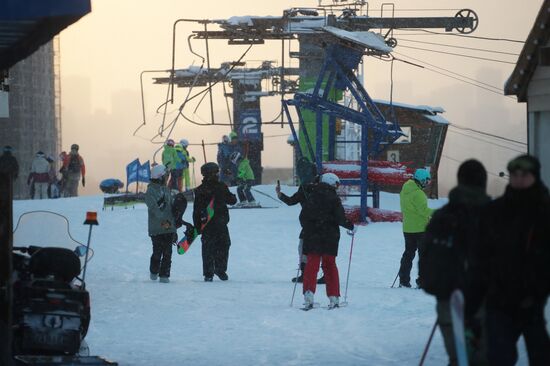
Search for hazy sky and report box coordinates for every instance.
[59,0,542,196]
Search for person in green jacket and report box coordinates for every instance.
[161,139,179,189]
[179,139,196,191]
[231,151,256,207]
[145,164,177,283]
[398,168,434,288]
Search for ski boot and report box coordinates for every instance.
[399,281,412,288]
[303,291,315,310]
[159,277,170,283]
[150,273,158,281]
[204,276,213,282]
[215,272,229,281]
[328,296,340,309]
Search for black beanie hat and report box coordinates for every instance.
[507,155,541,181]
[457,159,487,189]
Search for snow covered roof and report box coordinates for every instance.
[373,99,449,125]
[322,26,392,54]
[504,0,550,102]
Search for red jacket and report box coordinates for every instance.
[62,154,86,176]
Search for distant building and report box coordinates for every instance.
[0,40,61,199]
[504,0,550,186]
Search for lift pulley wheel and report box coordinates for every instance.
[455,9,479,34]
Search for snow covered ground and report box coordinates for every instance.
[13,186,549,365]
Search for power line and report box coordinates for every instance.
[398,28,525,44]
[396,38,520,56]
[392,53,510,97]
[397,45,517,64]
[450,124,527,146]
[447,129,526,153]
[441,154,504,178]
[393,51,505,92]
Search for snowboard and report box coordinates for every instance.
[176,228,199,255]
[177,197,214,255]
[450,289,469,366]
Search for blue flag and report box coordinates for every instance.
[126,158,140,185]
[138,160,151,183]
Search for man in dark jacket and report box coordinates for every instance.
[276,157,323,283]
[0,145,19,181]
[300,173,354,309]
[420,160,490,366]
[470,155,550,366]
[193,162,237,282]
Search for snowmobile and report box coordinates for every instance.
[11,211,116,365]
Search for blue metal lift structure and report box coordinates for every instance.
[283,37,402,222]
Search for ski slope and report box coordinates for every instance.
[13,186,548,365]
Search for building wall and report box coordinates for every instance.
[527,40,550,187]
[0,41,57,199]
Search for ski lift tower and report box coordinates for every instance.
[182,1,479,221]
[151,61,301,184]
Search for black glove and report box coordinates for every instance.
[157,196,166,210]
[82,177,86,187]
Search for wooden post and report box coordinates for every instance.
[0,173,13,365]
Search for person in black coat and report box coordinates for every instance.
[300,173,354,309]
[193,162,237,282]
[419,159,490,366]
[0,145,19,181]
[276,158,323,283]
[470,155,550,366]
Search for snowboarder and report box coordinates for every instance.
[62,144,85,197]
[231,151,256,207]
[28,151,50,199]
[179,139,195,191]
[398,168,434,288]
[276,157,324,283]
[217,135,232,185]
[172,144,186,192]
[300,173,355,309]
[469,155,550,366]
[0,145,19,181]
[145,164,177,283]
[419,160,490,366]
[162,139,178,188]
[193,162,237,282]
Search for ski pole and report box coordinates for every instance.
[391,271,399,288]
[343,232,356,303]
[290,266,300,307]
[419,319,438,366]
[251,188,283,204]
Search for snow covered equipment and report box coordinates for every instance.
[99,179,124,194]
[450,289,469,366]
[418,319,438,366]
[12,211,95,357]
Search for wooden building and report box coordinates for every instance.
[505,0,550,186]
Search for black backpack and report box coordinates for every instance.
[68,155,81,173]
[419,205,467,298]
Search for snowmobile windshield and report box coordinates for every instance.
[13,210,94,269]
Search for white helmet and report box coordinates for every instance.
[180,139,189,148]
[151,164,167,179]
[321,173,340,187]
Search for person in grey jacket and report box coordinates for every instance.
[145,164,176,283]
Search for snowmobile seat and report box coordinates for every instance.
[29,247,81,282]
